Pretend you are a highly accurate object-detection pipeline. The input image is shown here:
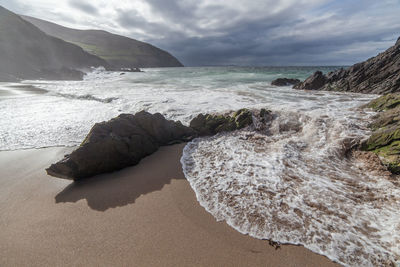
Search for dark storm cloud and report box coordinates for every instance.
[113,0,400,66]
[155,2,400,66]
[2,0,399,66]
[68,0,98,15]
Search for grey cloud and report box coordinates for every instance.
[1,0,399,66]
[116,9,178,41]
[150,19,399,66]
[141,1,400,66]
[68,0,98,15]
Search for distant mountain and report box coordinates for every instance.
[0,6,109,82]
[294,37,400,94]
[22,15,183,68]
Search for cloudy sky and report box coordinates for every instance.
[1,0,399,66]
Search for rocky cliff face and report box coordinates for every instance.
[22,15,184,68]
[0,6,109,81]
[295,37,400,94]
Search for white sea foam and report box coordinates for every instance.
[0,67,374,150]
[181,109,400,266]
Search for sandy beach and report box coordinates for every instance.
[0,144,339,266]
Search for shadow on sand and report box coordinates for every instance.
[55,143,186,211]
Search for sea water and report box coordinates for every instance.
[0,66,398,266]
[0,66,358,150]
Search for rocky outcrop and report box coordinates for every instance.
[293,71,327,90]
[362,94,400,174]
[271,78,300,86]
[190,108,253,136]
[295,37,400,94]
[47,109,257,180]
[365,93,400,112]
[46,111,196,180]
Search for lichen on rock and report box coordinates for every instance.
[189,108,253,136]
[365,93,400,111]
[363,94,400,174]
[233,108,253,129]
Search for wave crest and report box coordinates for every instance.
[55,93,118,103]
[181,110,400,267]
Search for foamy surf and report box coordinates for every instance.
[0,67,375,150]
[181,110,400,267]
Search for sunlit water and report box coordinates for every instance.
[1,66,399,266]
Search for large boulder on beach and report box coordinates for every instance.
[294,37,400,94]
[271,78,300,86]
[46,111,196,180]
[189,108,253,136]
[47,108,259,180]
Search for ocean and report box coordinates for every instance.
[0,66,399,266]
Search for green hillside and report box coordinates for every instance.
[22,15,183,68]
[0,6,109,81]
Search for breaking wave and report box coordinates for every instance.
[55,93,118,103]
[181,110,400,267]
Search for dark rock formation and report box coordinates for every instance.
[189,108,253,136]
[365,93,400,112]
[0,6,109,82]
[271,78,300,86]
[294,37,400,94]
[46,111,196,180]
[293,71,327,90]
[47,109,257,180]
[109,67,143,72]
[362,94,400,174]
[22,15,184,68]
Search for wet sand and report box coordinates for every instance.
[0,144,339,266]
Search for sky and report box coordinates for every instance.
[1,0,399,66]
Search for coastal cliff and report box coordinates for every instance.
[0,6,109,81]
[22,15,184,68]
[295,37,400,94]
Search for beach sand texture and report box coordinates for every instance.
[0,144,339,266]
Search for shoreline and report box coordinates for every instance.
[0,144,339,266]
